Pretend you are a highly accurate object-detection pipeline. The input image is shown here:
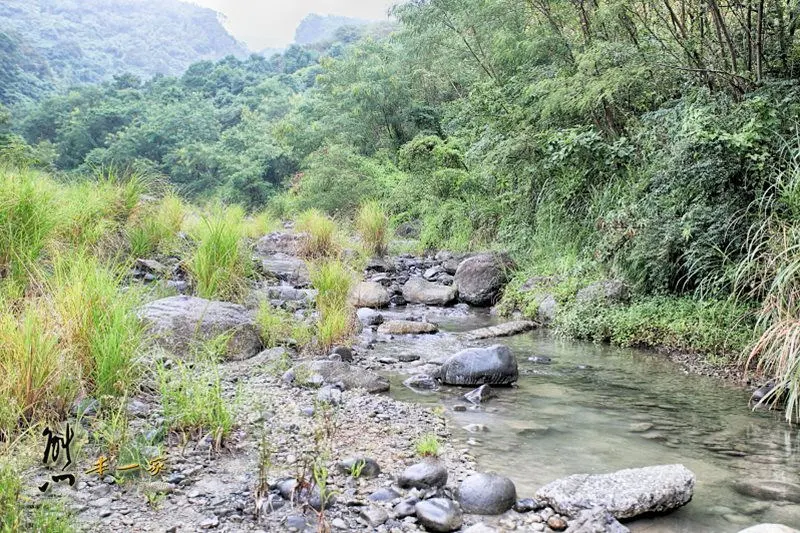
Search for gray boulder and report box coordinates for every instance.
[438,345,518,386]
[538,294,558,323]
[565,507,629,533]
[356,307,384,326]
[349,281,390,308]
[138,296,262,360]
[575,280,629,305]
[402,278,458,306]
[415,498,463,532]
[258,253,310,288]
[398,459,448,489]
[465,320,537,340]
[378,320,438,335]
[454,253,515,306]
[293,360,389,393]
[457,473,517,515]
[536,464,695,519]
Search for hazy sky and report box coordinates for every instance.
[190,0,397,50]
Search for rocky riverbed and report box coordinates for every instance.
[25,232,800,533]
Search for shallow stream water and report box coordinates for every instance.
[377,307,800,532]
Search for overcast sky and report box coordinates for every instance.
[190,0,397,50]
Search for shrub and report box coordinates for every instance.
[188,206,251,300]
[309,259,355,351]
[356,201,389,257]
[297,209,339,259]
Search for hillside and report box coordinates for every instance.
[293,13,371,45]
[0,0,247,105]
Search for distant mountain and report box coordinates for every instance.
[293,14,372,45]
[0,0,248,105]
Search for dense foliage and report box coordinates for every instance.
[0,0,246,105]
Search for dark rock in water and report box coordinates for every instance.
[378,320,438,335]
[349,281,391,308]
[750,381,785,407]
[733,480,800,503]
[566,507,630,533]
[454,253,515,306]
[402,278,458,306]
[338,457,381,478]
[528,356,552,364]
[415,498,463,532]
[457,473,516,515]
[331,345,353,362]
[465,320,537,340]
[369,487,400,502]
[357,307,384,326]
[438,345,519,386]
[535,464,695,519]
[398,459,448,489]
[403,374,438,392]
[464,384,496,405]
[575,279,629,305]
[513,498,543,513]
[138,296,262,361]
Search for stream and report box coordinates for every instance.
[369,306,800,532]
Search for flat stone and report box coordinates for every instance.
[465,320,537,340]
[369,487,400,502]
[360,506,389,527]
[535,464,695,519]
[733,480,800,503]
[295,360,389,393]
[378,320,438,335]
[415,498,463,532]
[565,507,630,533]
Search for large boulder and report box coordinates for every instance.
[536,464,695,519]
[258,253,310,288]
[454,253,515,306]
[294,360,389,393]
[139,296,262,360]
[378,320,438,335]
[438,345,518,386]
[457,473,517,515]
[402,278,458,306]
[349,281,390,308]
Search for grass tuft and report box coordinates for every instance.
[356,200,389,257]
[414,434,441,457]
[297,209,339,259]
[309,260,355,351]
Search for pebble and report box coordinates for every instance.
[547,516,568,531]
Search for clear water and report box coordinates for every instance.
[377,307,800,532]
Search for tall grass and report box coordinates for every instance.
[127,192,186,257]
[0,462,75,532]
[309,260,355,350]
[50,252,143,398]
[297,209,339,259]
[355,200,389,257]
[256,302,313,349]
[188,206,251,301]
[0,168,58,286]
[243,210,280,239]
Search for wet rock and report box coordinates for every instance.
[465,320,537,340]
[536,464,695,519]
[350,282,391,308]
[360,506,389,527]
[565,507,629,533]
[404,374,438,392]
[464,384,496,404]
[258,254,310,287]
[457,473,516,515]
[438,345,519,386]
[575,280,628,305]
[737,525,800,533]
[733,480,800,503]
[528,356,552,364]
[138,296,262,360]
[513,498,543,513]
[398,459,448,489]
[338,457,381,479]
[402,278,458,306]
[357,307,384,326]
[415,498,463,532]
[378,320,438,335]
[454,253,515,306]
[294,360,389,393]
